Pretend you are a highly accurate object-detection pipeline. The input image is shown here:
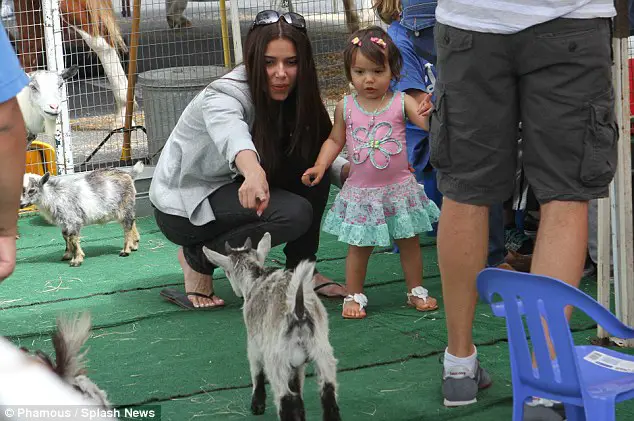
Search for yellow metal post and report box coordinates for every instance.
[219,0,231,67]
[121,0,142,161]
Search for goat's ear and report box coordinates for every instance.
[60,65,79,81]
[202,246,231,271]
[256,232,271,265]
[40,172,50,186]
[224,241,232,254]
[243,237,252,250]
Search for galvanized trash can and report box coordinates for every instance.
[137,65,229,164]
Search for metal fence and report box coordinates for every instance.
[2,0,379,175]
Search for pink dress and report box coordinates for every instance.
[322,91,440,247]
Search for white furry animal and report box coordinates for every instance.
[16,66,79,145]
[19,313,110,407]
[20,162,144,266]
[203,233,342,421]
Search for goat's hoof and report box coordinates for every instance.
[250,400,266,416]
[69,260,82,267]
[119,251,130,257]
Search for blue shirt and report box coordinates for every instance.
[0,22,28,103]
[389,21,437,174]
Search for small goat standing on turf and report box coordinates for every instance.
[20,162,144,266]
[203,232,342,421]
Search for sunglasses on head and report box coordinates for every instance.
[252,10,307,31]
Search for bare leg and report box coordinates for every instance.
[313,272,347,297]
[438,198,488,358]
[395,235,438,311]
[531,200,588,360]
[342,245,373,319]
[177,247,224,308]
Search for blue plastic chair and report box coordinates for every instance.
[477,268,634,421]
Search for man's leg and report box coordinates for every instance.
[531,201,588,295]
[517,17,615,420]
[520,17,615,293]
[438,199,488,357]
[431,22,518,406]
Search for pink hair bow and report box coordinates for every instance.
[370,37,386,48]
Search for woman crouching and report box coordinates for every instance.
[150,10,348,309]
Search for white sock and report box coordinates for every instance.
[443,346,477,378]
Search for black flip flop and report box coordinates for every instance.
[160,287,225,310]
[313,281,347,298]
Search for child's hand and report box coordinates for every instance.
[417,93,433,117]
[302,165,327,187]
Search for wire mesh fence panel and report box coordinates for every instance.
[2,0,379,174]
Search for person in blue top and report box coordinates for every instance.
[0,21,29,283]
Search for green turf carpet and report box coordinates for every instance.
[3,188,634,420]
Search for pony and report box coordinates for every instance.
[10,0,133,129]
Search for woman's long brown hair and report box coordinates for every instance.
[243,21,332,176]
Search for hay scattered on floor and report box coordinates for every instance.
[70,112,146,132]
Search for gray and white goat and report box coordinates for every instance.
[19,312,110,407]
[16,66,79,144]
[20,161,144,266]
[203,233,342,421]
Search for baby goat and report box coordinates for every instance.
[20,312,110,407]
[20,162,144,266]
[203,233,342,421]
[16,66,79,144]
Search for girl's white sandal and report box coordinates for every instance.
[342,293,368,319]
[407,286,438,312]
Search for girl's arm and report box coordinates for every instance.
[302,99,347,186]
[404,93,431,131]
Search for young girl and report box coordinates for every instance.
[301,26,440,319]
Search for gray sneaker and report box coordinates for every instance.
[442,360,493,407]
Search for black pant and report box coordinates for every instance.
[154,166,331,275]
